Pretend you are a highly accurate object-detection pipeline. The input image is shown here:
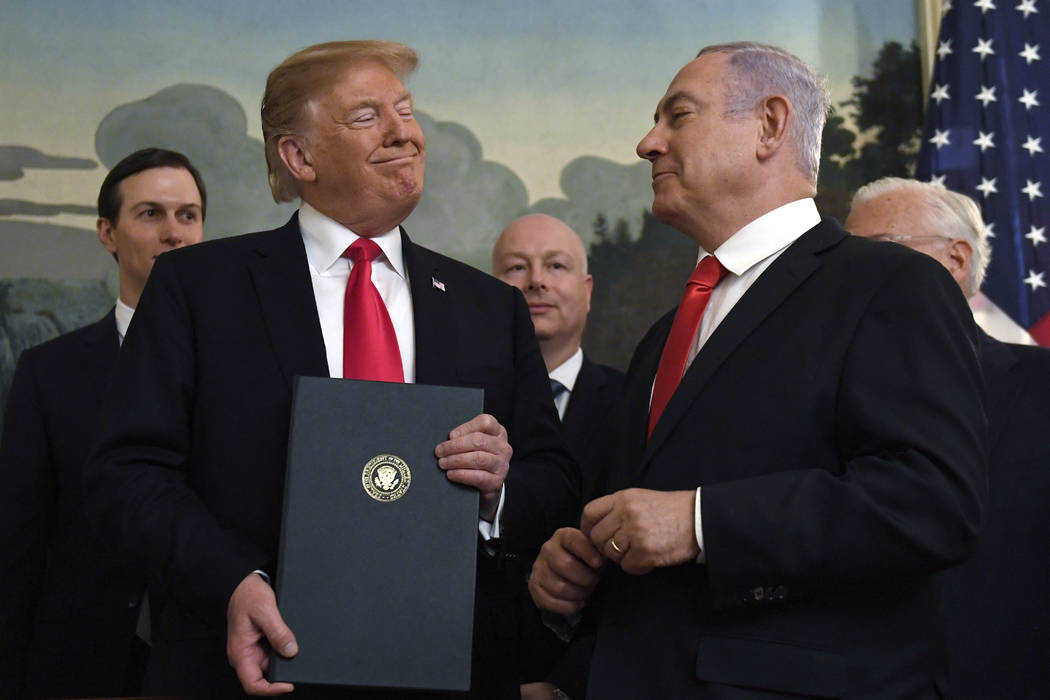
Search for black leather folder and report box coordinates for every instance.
[269,376,482,691]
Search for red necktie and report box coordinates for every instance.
[648,255,728,437]
[342,238,404,382]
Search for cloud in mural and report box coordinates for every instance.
[529,156,653,249]
[93,86,528,268]
[404,113,530,269]
[94,84,296,239]
[0,146,96,181]
[0,200,96,217]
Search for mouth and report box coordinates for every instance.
[528,303,555,314]
[372,153,418,166]
[652,170,674,182]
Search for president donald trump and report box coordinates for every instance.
[84,40,575,699]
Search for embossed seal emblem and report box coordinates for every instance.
[362,454,411,502]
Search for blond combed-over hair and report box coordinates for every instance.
[261,40,418,202]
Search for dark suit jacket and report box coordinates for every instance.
[82,215,577,700]
[513,355,624,683]
[0,311,147,699]
[586,219,986,699]
[561,355,625,506]
[937,333,1050,699]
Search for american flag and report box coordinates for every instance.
[916,0,1050,346]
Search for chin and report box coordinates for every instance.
[396,171,424,200]
[650,199,679,226]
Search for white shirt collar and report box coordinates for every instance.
[298,201,406,278]
[114,297,135,342]
[705,198,821,274]
[548,347,584,392]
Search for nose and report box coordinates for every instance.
[636,126,665,161]
[160,213,183,247]
[383,112,414,148]
[527,265,546,290]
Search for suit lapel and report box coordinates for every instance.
[606,314,671,491]
[639,220,845,474]
[402,229,457,385]
[562,356,604,434]
[84,309,120,358]
[246,214,329,387]
[82,309,121,400]
[979,333,1021,453]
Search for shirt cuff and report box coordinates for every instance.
[478,486,506,541]
[694,487,705,564]
[252,569,272,585]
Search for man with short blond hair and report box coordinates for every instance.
[84,41,575,699]
[846,177,1050,700]
[530,42,985,699]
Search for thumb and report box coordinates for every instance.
[253,605,299,658]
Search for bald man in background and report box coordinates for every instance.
[845,177,1050,700]
[492,215,624,694]
[493,214,624,503]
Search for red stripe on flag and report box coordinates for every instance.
[1029,311,1050,348]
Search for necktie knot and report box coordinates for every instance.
[341,236,402,382]
[550,378,568,401]
[344,238,382,265]
[688,255,728,291]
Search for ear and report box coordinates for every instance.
[277,134,317,184]
[583,273,594,312]
[945,238,973,292]
[756,95,792,163]
[97,217,118,254]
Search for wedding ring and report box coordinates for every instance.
[609,538,624,554]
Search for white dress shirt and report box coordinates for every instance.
[115,298,135,344]
[683,198,822,561]
[298,203,504,537]
[548,347,584,420]
[299,202,416,382]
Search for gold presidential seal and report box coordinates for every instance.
[362,454,411,502]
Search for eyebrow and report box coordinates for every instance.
[131,200,201,210]
[502,250,573,260]
[350,91,414,110]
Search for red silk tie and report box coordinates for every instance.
[648,255,728,438]
[342,238,404,382]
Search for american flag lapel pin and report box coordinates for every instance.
[431,276,446,292]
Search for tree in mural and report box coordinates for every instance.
[817,41,924,220]
[845,40,924,181]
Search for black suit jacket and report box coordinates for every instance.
[513,354,624,683]
[937,333,1050,699]
[82,215,577,700]
[587,219,986,699]
[0,311,147,699]
[561,355,625,505]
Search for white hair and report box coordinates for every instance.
[852,177,991,296]
[698,42,831,186]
